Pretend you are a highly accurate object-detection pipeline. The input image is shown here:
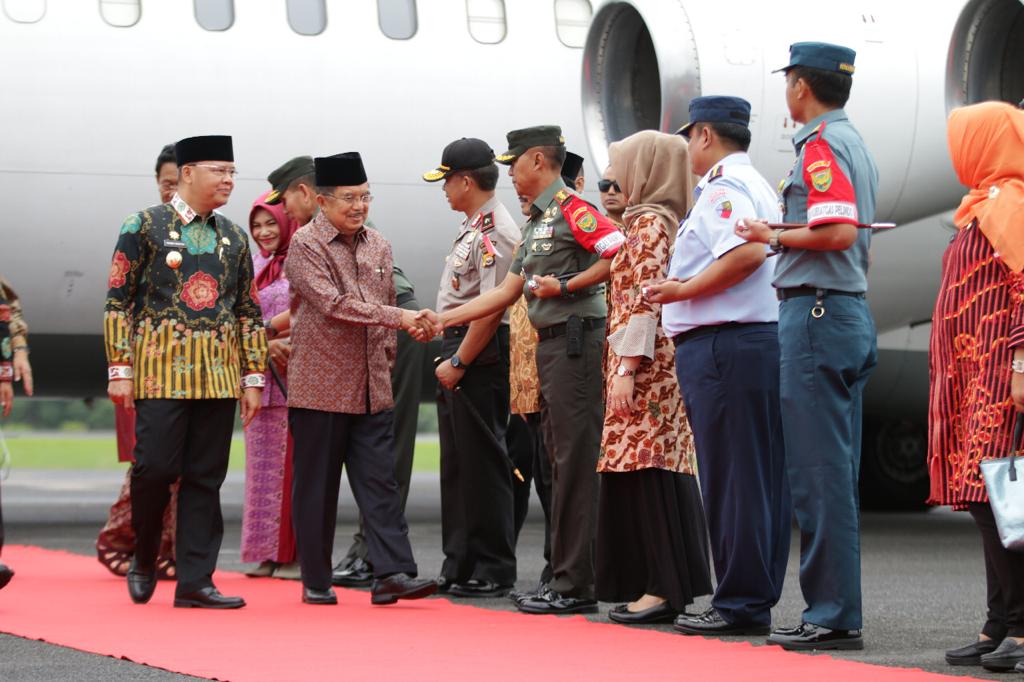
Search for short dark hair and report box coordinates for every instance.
[155,144,176,175]
[693,121,751,152]
[452,164,499,192]
[287,174,316,192]
[537,145,566,170]
[788,65,852,108]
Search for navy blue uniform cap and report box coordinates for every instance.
[773,41,856,75]
[675,96,751,138]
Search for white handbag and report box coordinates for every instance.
[980,413,1024,551]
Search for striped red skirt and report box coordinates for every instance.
[928,221,1024,508]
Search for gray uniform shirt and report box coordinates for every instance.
[436,195,520,323]
[773,109,879,293]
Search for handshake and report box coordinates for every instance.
[399,308,445,342]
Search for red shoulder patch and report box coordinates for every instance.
[558,196,625,258]
[802,137,858,227]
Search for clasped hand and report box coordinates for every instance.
[734,218,772,244]
[530,275,561,299]
[403,309,442,342]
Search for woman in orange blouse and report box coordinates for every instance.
[929,101,1024,671]
[596,130,712,625]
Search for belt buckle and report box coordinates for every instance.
[811,288,826,319]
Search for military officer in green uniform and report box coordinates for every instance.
[428,126,625,614]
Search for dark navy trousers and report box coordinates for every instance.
[778,294,877,631]
[674,322,791,626]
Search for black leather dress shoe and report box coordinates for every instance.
[673,608,770,636]
[302,587,338,605]
[517,590,598,615]
[0,562,14,590]
[448,580,512,598]
[127,559,157,604]
[767,623,863,651]
[371,573,438,605]
[981,638,1024,672]
[608,601,677,625]
[945,638,999,666]
[332,557,373,587]
[174,587,246,609]
[1015,660,1023,673]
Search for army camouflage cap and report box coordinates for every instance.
[422,138,495,182]
[496,125,565,165]
[265,155,315,205]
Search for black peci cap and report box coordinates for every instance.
[560,151,584,184]
[314,152,368,187]
[175,135,233,166]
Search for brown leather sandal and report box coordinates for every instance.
[96,544,132,577]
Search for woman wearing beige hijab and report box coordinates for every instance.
[597,130,712,625]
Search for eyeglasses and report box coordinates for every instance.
[323,192,374,206]
[189,164,238,178]
[598,180,621,193]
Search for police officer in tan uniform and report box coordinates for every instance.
[427,126,625,614]
[423,138,522,596]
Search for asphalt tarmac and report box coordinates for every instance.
[0,470,1014,681]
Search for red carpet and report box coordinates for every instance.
[0,546,982,682]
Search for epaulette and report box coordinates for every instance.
[707,165,725,183]
[554,188,573,206]
[480,212,495,233]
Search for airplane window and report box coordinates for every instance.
[3,0,45,23]
[287,0,326,36]
[378,0,416,40]
[195,0,233,31]
[554,0,592,48]
[100,0,140,28]
[466,0,506,44]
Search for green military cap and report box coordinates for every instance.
[265,155,315,205]
[495,125,565,165]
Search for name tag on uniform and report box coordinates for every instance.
[163,239,186,248]
[455,242,471,260]
[533,224,554,240]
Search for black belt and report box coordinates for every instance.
[536,317,605,341]
[443,325,469,339]
[671,321,773,348]
[443,323,509,340]
[396,292,416,307]
[776,287,864,301]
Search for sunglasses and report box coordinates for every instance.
[598,180,621,193]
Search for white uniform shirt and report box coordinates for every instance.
[663,152,781,337]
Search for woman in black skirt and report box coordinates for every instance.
[596,130,712,624]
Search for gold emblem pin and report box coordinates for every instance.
[169,230,180,240]
[221,237,230,245]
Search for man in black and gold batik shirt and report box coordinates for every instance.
[104,134,267,610]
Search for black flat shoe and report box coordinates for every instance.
[302,587,338,605]
[767,622,863,651]
[174,586,245,609]
[517,590,597,615]
[673,608,770,636]
[126,559,157,604]
[945,638,999,666]
[332,557,373,587]
[371,573,438,605]
[0,563,14,591]
[448,580,512,598]
[981,638,1024,672]
[608,601,677,625]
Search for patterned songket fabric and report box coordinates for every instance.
[103,194,267,399]
[928,221,1024,509]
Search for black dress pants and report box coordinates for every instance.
[507,411,553,584]
[969,502,1024,638]
[437,326,516,585]
[131,399,235,595]
[290,408,417,591]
